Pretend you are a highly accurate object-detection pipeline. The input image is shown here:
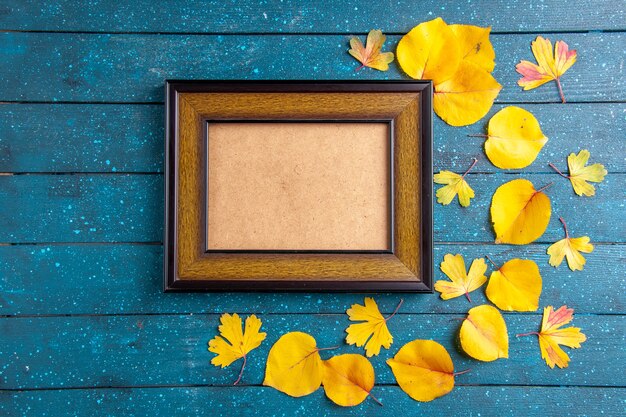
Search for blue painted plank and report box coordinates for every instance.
[2,386,625,417]
[1,244,623,316]
[1,0,624,33]
[1,103,623,173]
[1,314,623,389]
[0,173,621,243]
[0,32,623,103]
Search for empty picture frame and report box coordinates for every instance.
[164,81,433,292]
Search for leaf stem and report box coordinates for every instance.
[464,291,472,304]
[516,331,539,337]
[559,216,569,238]
[385,299,404,321]
[368,391,384,406]
[556,77,566,104]
[485,255,500,270]
[355,64,365,72]
[317,345,341,352]
[233,354,247,385]
[548,162,570,179]
[536,182,554,193]
[453,369,471,377]
[461,158,479,179]
[467,134,489,138]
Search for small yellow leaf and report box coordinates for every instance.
[491,179,551,245]
[263,332,324,397]
[387,340,458,402]
[485,258,542,311]
[322,354,381,407]
[348,29,395,71]
[459,304,509,362]
[449,24,496,72]
[547,217,594,271]
[434,60,502,126]
[435,253,487,302]
[345,297,402,357]
[396,17,461,85]
[208,313,266,384]
[434,158,477,207]
[483,106,548,169]
[518,305,587,369]
[567,150,607,196]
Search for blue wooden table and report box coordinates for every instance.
[1,1,624,415]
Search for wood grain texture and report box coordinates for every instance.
[0,32,623,103]
[1,0,624,33]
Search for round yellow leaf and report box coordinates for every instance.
[486,258,542,311]
[263,332,323,397]
[460,304,509,362]
[322,354,377,407]
[449,24,496,72]
[386,339,455,402]
[396,17,461,85]
[484,106,548,169]
[434,61,502,126]
[491,179,551,245]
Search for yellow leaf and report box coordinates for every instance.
[322,354,381,407]
[345,297,402,357]
[208,313,266,384]
[516,36,577,103]
[459,304,509,362]
[485,258,542,311]
[482,106,548,169]
[348,29,395,71]
[435,253,487,302]
[517,305,587,369]
[387,340,459,402]
[434,158,477,207]
[396,17,461,85]
[547,217,594,271]
[434,60,502,126]
[263,332,325,397]
[566,150,607,196]
[449,24,496,72]
[491,179,551,245]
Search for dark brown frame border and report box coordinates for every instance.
[164,81,433,292]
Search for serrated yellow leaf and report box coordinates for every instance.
[449,24,496,72]
[396,17,461,85]
[322,354,381,407]
[483,106,548,169]
[387,340,456,402]
[434,253,487,302]
[263,332,324,397]
[348,29,394,71]
[567,150,607,196]
[434,60,502,126]
[459,305,509,362]
[547,217,594,271]
[486,258,542,311]
[345,297,401,357]
[491,179,551,245]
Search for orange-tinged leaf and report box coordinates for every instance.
[491,179,552,245]
[322,354,381,407]
[485,258,542,311]
[345,297,402,357]
[434,60,502,126]
[547,217,594,271]
[516,36,577,103]
[434,158,477,207]
[517,306,587,369]
[387,340,460,402]
[482,106,548,169]
[208,313,266,384]
[348,29,395,71]
[396,17,461,85]
[459,304,509,362]
[450,24,496,72]
[435,253,487,302]
[263,332,325,397]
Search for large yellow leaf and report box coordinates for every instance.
[547,216,594,271]
[517,305,587,368]
[450,24,496,72]
[485,258,542,311]
[459,304,509,362]
[490,179,551,244]
[396,17,461,85]
[345,297,402,357]
[348,29,394,71]
[434,253,487,302]
[263,332,324,397]
[322,354,381,407]
[208,313,266,384]
[434,61,502,126]
[483,106,548,169]
[387,340,459,402]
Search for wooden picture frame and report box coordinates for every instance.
[164,81,433,292]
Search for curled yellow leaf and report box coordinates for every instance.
[485,257,542,311]
[491,179,551,245]
[322,354,381,407]
[460,305,509,362]
[449,24,495,72]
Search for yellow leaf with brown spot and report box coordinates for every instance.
[322,354,381,407]
[486,258,542,311]
[450,24,495,72]
[459,305,509,362]
[348,29,395,71]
